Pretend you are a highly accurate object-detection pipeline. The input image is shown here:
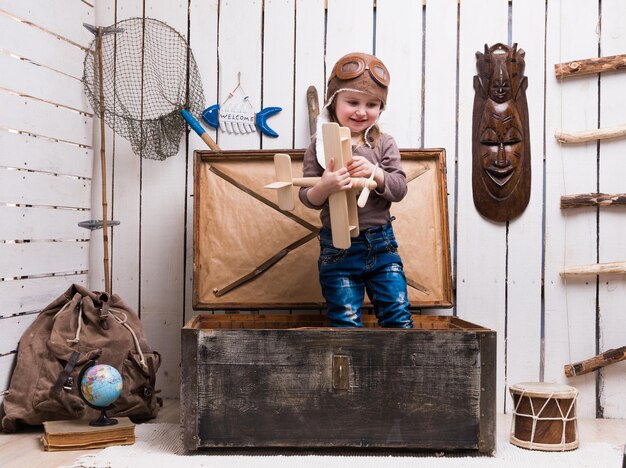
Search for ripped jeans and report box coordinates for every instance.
[318,221,413,328]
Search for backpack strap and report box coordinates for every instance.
[130,353,162,405]
[96,292,111,330]
[51,350,81,393]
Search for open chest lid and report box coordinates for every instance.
[192,149,452,310]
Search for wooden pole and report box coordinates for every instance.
[564,346,626,377]
[560,193,626,209]
[199,132,220,152]
[179,109,221,151]
[555,124,626,144]
[96,28,111,294]
[560,261,626,277]
[555,53,626,79]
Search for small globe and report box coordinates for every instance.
[80,364,123,408]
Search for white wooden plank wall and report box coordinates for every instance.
[2,0,625,418]
[507,0,544,412]
[598,0,626,418]
[545,0,603,419]
[0,0,93,405]
[456,0,509,414]
[188,0,219,324]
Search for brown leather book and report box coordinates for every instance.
[41,417,135,451]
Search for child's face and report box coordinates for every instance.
[333,91,382,135]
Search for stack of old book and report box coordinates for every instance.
[41,417,135,451]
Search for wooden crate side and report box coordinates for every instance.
[180,328,199,451]
[479,331,497,454]
[192,329,482,450]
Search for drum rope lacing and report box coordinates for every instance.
[511,388,579,450]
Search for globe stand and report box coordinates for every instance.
[90,408,118,427]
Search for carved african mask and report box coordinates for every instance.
[472,43,530,222]
[478,99,524,200]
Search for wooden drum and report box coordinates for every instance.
[509,382,579,451]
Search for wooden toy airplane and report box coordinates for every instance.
[265,122,377,249]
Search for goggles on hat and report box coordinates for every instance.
[331,53,390,87]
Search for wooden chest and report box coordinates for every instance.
[181,314,496,453]
[192,149,452,310]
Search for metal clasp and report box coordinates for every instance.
[332,355,349,390]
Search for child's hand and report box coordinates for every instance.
[305,157,352,206]
[320,157,352,194]
[347,156,385,192]
[347,156,375,178]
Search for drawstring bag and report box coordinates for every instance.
[0,284,161,432]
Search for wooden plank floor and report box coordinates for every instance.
[0,399,180,468]
[0,399,624,468]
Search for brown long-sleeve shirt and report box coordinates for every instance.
[298,133,407,230]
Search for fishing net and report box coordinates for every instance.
[83,17,205,160]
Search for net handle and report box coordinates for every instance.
[181,109,221,151]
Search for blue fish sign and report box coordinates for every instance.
[202,104,282,138]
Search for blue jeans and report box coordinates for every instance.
[318,221,413,328]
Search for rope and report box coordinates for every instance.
[52,298,84,344]
[66,302,85,344]
[51,296,147,372]
[52,300,74,321]
[110,306,147,370]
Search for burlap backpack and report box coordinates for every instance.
[1,284,161,432]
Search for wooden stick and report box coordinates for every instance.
[97,28,111,295]
[555,124,626,144]
[199,132,220,152]
[406,165,429,183]
[555,53,626,79]
[560,261,626,277]
[561,193,626,209]
[564,346,626,377]
[213,231,319,297]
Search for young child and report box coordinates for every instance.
[299,52,413,329]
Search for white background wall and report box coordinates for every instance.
[1,0,625,419]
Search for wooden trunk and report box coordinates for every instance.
[181,314,496,453]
